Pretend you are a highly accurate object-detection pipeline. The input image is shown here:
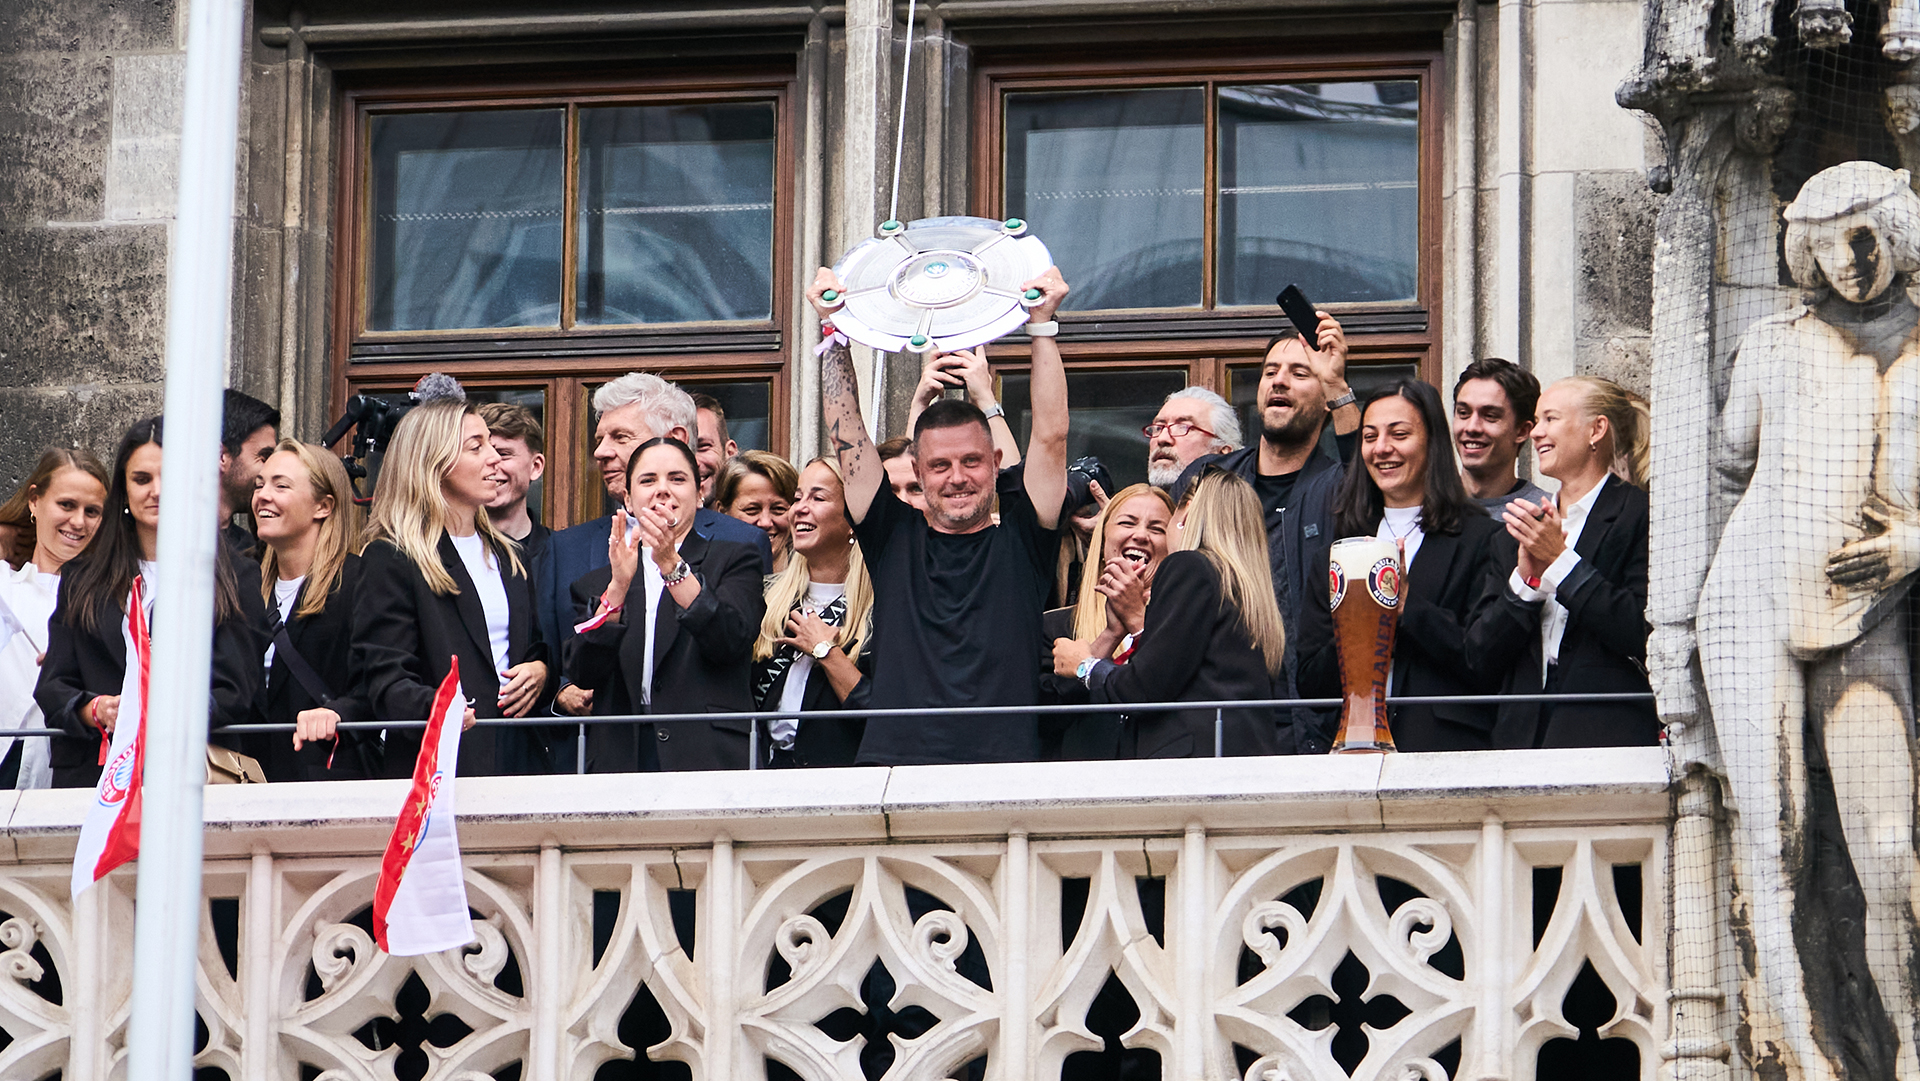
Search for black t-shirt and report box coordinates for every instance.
[852,464,1057,764]
[1252,469,1301,524]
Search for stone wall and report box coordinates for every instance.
[0,0,184,489]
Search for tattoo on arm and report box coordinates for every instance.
[820,339,880,492]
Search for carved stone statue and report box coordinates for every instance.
[1698,160,1920,1079]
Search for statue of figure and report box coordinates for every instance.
[1699,160,1920,1079]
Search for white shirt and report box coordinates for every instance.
[633,531,689,706]
[0,562,59,788]
[448,533,513,689]
[772,581,848,747]
[262,575,305,674]
[1508,475,1609,682]
[137,558,159,622]
[1377,505,1426,570]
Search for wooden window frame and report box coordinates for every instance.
[973,44,1443,385]
[330,65,797,530]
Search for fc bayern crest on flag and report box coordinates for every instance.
[372,658,475,956]
[70,577,150,899]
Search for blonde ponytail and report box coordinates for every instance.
[1562,376,1649,490]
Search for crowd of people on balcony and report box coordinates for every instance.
[0,264,1655,786]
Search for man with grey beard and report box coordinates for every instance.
[1145,387,1241,489]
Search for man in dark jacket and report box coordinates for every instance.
[1174,316,1357,752]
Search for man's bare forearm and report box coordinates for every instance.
[821,337,883,521]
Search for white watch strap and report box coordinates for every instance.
[982,403,1006,420]
[1025,320,1059,337]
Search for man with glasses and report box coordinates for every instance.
[1145,387,1241,489]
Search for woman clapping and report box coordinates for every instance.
[751,458,873,767]
[567,437,766,772]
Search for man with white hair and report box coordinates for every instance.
[1145,387,1241,488]
[535,373,771,733]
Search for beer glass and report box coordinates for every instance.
[1328,536,1404,753]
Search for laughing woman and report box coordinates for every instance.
[1295,379,1513,752]
[567,437,767,771]
[36,417,267,788]
[354,399,550,778]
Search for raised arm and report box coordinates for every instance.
[1021,267,1071,529]
[908,349,1023,468]
[809,268,885,523]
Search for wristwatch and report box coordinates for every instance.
[1327,389,1357,411]
[811,639,834,660]
[1025,320,1059,337]
[1075,656,1098,685]
[661,559,692,586]
[981,403,1006,421]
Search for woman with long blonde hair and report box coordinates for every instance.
[750,457,874,766]
[1052,469,1284,757]
[1038,483,1175,760]
[251,440,378,779]
[353,397,549,777]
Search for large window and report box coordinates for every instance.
[334,71,794,528]
[976,49,1440,471]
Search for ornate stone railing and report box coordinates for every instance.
[0,748,1670,1081]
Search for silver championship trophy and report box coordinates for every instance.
[819,216,1053,355]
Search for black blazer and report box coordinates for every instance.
[255,555,379,781]
[1297,514,1515,752]
[565,531,766,772]
[35,552,268,789]
[1471,475,1658,748]
[751,627,871,769]
[353,534,549,778]
[1086,550,1281,758]
[1037,606,1123,761]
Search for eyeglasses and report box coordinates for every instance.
[1143,420,1217,440]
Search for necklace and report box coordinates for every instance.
[1382,508,1421,540]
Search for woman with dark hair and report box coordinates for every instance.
[354,398,550,778]
[1297,379,1514,752]
[567,436,767,772]
[35,417,268,788]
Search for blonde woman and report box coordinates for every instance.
[0,448,108,787]
[251,441,377,780]
[750,457,874,767]
[353,398,549,778]
[1038,483,1175,760]
[1053,470,1284,757]
[715,450,799,575]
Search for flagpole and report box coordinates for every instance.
[127,0,246,1077]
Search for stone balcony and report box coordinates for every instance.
[0,748,1671,1081]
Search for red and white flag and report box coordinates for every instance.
[372,658,475,956]
[70,578,149,899]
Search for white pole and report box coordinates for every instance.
[126,0,247,1078]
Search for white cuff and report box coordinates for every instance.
[1509,568,1550,602]
[1540,549,1582,592]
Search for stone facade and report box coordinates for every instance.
[0,0,1656,493]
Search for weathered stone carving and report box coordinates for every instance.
[1699,160,1920,1079]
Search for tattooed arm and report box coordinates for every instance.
[809,267,885,523]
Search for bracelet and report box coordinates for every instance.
[1327,389,1356,410]
[1025,320,1059,337]
[662,560,692,586]
[1524,575,1542,590]
[982,403,1006,421]
[85,698,98,726]
[598,590,625,615]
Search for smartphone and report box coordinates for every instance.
[1276,284,1320,341]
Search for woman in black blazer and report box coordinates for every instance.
[749,458,871,768]
[35,417,266,788]
[352,399,549,778]
[1474,376,1657,748]
[251,441,378,780]
[567,437,766,772]
[1053,470,1284,758]
[1297,380,1515,752]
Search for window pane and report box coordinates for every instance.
[1004,89,1204,311]
[677,379,773,452]
[1217,82,1420,306]
[368,110,565,331]
[1227,361,1418,457]
[999,368,1189,491]
[577,104,777,325]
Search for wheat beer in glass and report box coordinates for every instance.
[1327,536,1403,753]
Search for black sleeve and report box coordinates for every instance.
[351,541,437,723]
[1559,497,1651,663]
[1294,541,1339,698]
[209,554,268,731]
[564,570,625,694]
[1089,552,1220,705]
[852,475,910,562]
[678,543,768,665]
[1394,523,1504,690]
[34,581,99,739]
[319,561,371,723]
[1334,427,1358,466]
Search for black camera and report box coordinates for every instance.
[321,373,465,502]
[1064,456,1114,516]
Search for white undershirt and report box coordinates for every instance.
[136,559,159,622]
[634,533,689,706]
[1377,505,1425,570]
[262,575,305,674]
[449,533,513,688]
[1508,476,1608,683]
[772,581,848,746]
